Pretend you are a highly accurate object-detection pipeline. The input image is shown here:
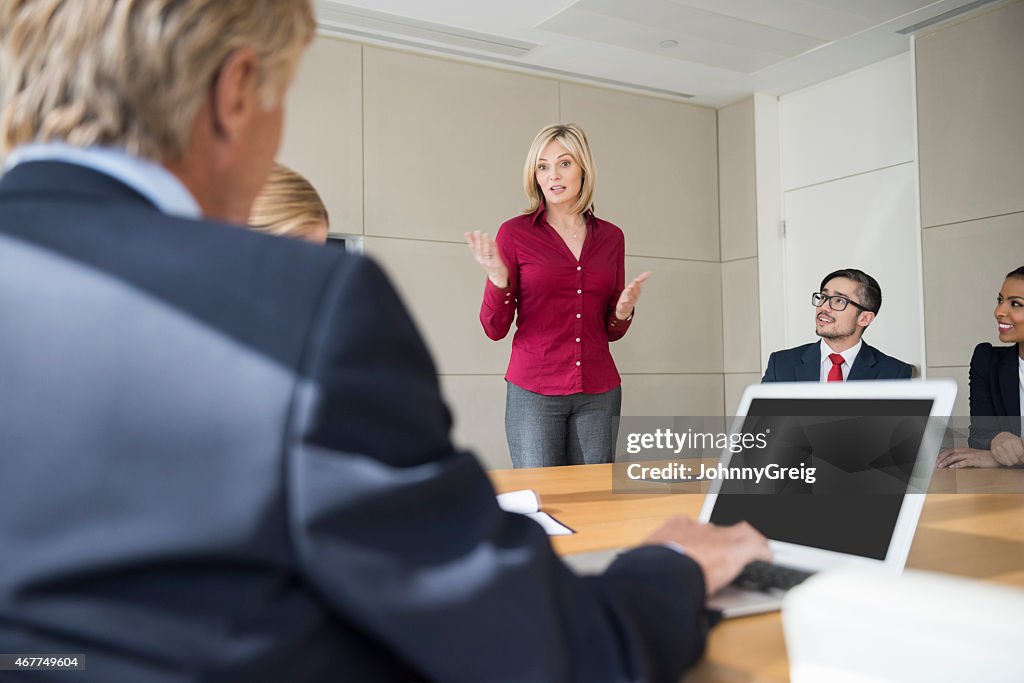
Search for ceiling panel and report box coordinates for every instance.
[315,0,997,106]
[801,0,939,23]
[570,0,827,55]
[668,0,875,40]
[542,7,794,73]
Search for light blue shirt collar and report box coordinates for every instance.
[4,142,201,219]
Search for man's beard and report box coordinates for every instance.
[817,322,857,340]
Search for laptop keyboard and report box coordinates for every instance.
[732,561,814,593]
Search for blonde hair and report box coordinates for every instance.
[0,0,315,162]
[522,123,596,215]
[249,164,329,240]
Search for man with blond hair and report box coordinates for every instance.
[0,2,767,681]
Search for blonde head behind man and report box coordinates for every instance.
[249,163,330,244]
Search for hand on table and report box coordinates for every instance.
[936,448,1001,469]
[642,516,771,596]
[615,271,651,321]
[990,432,1024,466]
[465,230,509,288]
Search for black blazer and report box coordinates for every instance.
[0,162,710,682]
[968,342,1022,449]
[762,341,914,383]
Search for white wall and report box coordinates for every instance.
[767,53,925,374]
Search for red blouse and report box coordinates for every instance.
[479,207,632,395]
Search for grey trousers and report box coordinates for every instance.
[505,382,622,468]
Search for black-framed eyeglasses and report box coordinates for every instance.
[811,292,872,312]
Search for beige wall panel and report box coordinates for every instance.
[922,213,1024,367]
[754,93,785,372]
[621,374,725,417]
[916,1,1024,228]
[560,84,720,261]
[718,98,758,261]
[725,373,761,416]
[280,37,363,235]
[926,366,970,419]
[363,237,512,375]
[440,375,511,470]
[614,257,723,374]
[363,48,558,241]
[722,258,761,373]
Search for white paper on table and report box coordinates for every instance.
[496,489,540,515]
[497,489,575,536]
[524,511,574,535]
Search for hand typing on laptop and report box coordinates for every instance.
[642,517,772,596]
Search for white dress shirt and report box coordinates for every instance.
[4,141,200,219]
[1018,356,1023,435]
[819,339,862,382]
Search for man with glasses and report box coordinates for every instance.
[762,268,913,382]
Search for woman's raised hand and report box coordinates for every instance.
[465,230,509,288]
[615,271,651,321]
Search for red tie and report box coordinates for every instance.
[827,353,845,382]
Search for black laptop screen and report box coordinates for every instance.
[708,398,934,560]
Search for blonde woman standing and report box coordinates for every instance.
[248,163,329,244]
[467,123,649,468]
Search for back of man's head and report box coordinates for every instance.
[0,0,315,164]
[819,268,882,314]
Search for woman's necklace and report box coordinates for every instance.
[551,218,586,239]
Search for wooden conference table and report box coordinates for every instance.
[490,464,1024,683]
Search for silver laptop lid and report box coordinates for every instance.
[698,380,956,573]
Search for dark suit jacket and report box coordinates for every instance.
[0,162,710,682]
[968,342,1022,449]
[762,341,914,383]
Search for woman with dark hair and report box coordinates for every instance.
[938,266,1024,468]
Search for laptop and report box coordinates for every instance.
[564,379,957,618]
[700,379,956,617]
